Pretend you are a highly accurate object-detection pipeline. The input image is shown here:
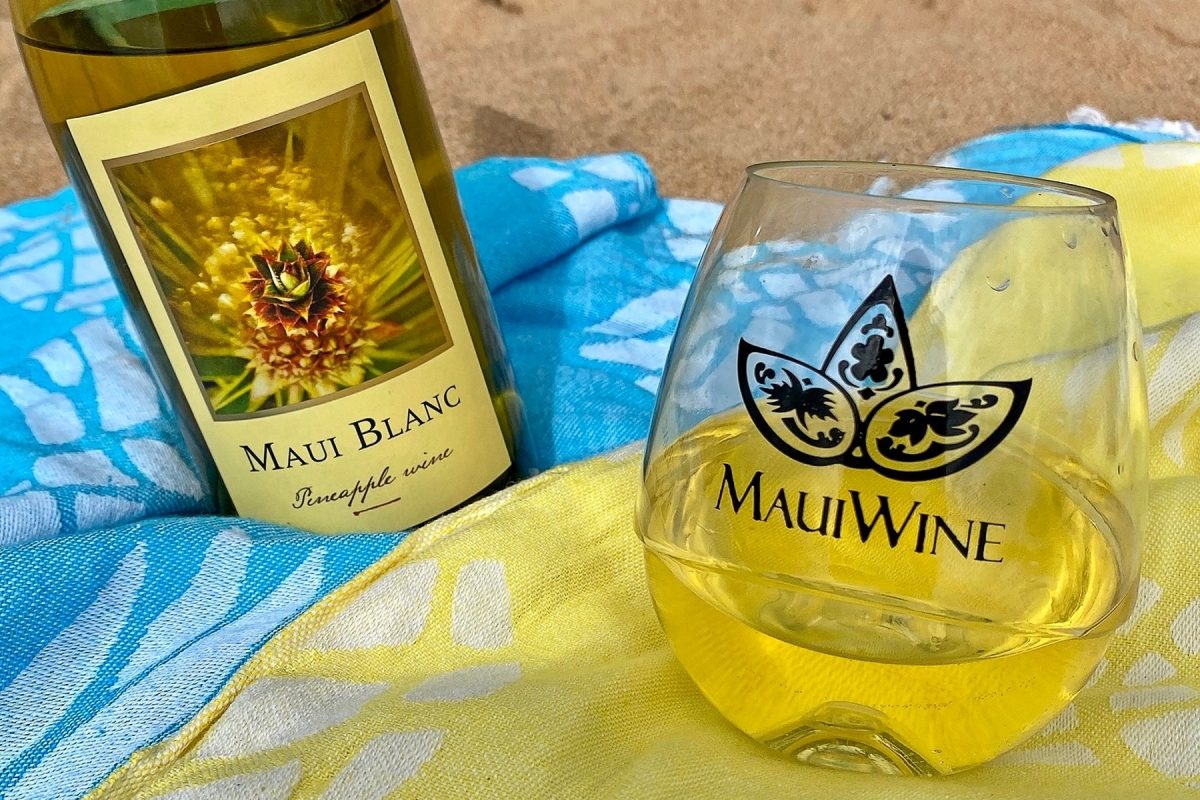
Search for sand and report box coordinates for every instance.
[2,0,1199,206]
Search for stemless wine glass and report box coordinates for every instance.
[637,162,1147,776]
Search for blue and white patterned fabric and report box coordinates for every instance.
[0,192,207,546]
[0,119,1191,798]
[932,120,1185,175]
[462,156,721,464]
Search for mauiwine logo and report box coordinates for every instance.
[738,276,1032,481]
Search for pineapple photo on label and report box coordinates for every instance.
[109,89,450,417]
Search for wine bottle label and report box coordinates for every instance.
[68,32,512,533]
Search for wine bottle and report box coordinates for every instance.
[11,0,527,533]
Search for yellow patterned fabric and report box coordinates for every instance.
[92,143,1199,799]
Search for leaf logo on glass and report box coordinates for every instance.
[738,276,1031,481]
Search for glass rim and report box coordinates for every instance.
[745,160,1117,214]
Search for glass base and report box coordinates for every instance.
[763,703,934,776]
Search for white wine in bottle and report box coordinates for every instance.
[12,0,527,533]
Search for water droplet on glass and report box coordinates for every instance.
[1063,232,1078,250]
[987,276,1011,292]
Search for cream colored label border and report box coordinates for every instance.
[69,32,511,533]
